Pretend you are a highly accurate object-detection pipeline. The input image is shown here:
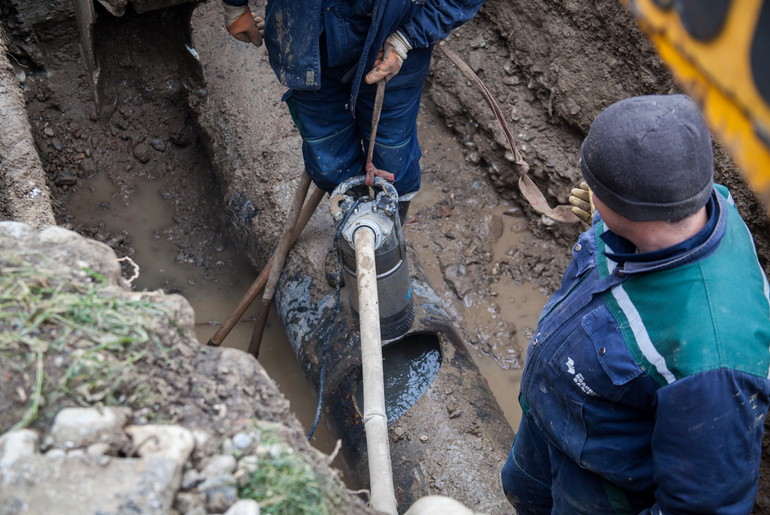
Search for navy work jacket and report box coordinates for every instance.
[521,187,770,513]
[223,0,484,112]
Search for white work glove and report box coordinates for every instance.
[224,4,263,47]
[365,31,412,83]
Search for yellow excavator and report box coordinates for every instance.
[623,0,770,209]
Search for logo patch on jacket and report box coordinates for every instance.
[566,357,597,396]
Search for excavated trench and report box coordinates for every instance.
[5,0,770,511]
[1,2,535,502]
[1,0,351,469]
[1,2,541,507]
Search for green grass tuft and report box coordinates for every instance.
[0,256,175,432]
[239,425,346,515]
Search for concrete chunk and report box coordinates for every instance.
[49,407,129,448]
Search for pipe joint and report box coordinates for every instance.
[363,410,389,424]
[351,222,382,248]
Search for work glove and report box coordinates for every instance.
[365,31,412,84]
[568,181,595,225]
[224,4,263,47]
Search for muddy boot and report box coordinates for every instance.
[398,200,411,226]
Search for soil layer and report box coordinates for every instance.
[2,0,770,511]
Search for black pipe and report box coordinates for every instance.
[275,264,514,511]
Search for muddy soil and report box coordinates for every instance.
[4,0,770,511]
[4,1,557,509]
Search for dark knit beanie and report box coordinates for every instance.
[580,94,714,222]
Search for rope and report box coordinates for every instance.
[437,43,578,224]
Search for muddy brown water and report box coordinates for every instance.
[409,184,546,432]
[66,152,347,467]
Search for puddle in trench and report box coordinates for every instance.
[408,100,548,435]
[69,162,350,473]
[409,182,548,434]
[485,204,549,432]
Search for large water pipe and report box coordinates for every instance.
[303,270,515,510]
[187,3,514,511]
[0,27,55,231]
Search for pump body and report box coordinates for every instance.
[330,177,414,340]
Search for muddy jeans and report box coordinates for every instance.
[283,43,423,197]
[501,413,656,515]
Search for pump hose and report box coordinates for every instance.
[436,43,578,224]
[307,197,367,440]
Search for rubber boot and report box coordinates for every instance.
[398,200,411,227]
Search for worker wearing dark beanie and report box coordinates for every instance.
[502,94,770,514]
[580,94,714,222]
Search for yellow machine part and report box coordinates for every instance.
[623,0,770,208]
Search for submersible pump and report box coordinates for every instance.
[329,176,415,340]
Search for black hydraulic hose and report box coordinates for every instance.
[307,197,366,440]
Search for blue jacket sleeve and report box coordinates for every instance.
[645,369,769,514]
[399,0,485,49]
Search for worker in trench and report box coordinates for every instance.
[501,94,770,514]
[221,0,484,223]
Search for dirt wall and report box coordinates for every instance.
[427,0,770,263]
[0,0,80,71]
[0,27,54,230]
[427,0,671,218]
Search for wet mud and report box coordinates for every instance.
[2,0,347,462]
[4,0,770,511]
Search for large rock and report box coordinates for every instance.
[0,430,183,514]
[49,407,130,449]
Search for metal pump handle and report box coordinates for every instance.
[329,176,399,223]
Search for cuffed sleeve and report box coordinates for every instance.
[398,0,484,48]
[650,369,769,514]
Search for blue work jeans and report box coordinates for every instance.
[501,413,654,515]
[284,63,423,196]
